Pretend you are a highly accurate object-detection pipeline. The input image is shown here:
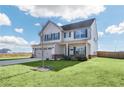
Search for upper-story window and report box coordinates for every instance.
[69,32,71,37]
[64,32,66,38]
[64,32,71,38]
[74,29,87,39]
[47,34,51,41]
[44,32,60,41]
[44,35,47,41]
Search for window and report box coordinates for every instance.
[55,32,60,40]
[55,33,58,40]
[53,33,55,40]
[64,32,66,38]
[44,32,60,41]
[51,33,53,40]
[47,34,51,41]
[64,32,71,38]
[69,32,71,37]
[44,35,47,41]
[44,48,47,50]
[46,35,49,41]
[48,47,52,49]
[58,32,60,39]
[74,46,85,56]
[74,29,87,39]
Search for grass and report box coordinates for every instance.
[0,57,124,87]
[0,57,30,61]
[0,53,32,61]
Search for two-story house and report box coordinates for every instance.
[32,18,98,60]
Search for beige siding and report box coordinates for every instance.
[54,44,64,54]
[86,43,90,58]
[88,20,98,56]
[62,27,90,42]
[39,22,62,44]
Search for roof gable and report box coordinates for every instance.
[39,20,63,35]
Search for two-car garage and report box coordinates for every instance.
[33,47,54,60]
[32,44,64,60]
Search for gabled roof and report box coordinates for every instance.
[39,18,95,35]
[39,20,63,36]
[61,18,95,30]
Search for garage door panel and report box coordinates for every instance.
[35,48,53,60]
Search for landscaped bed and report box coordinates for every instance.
[0,57,124,87]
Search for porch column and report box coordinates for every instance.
[66,43,69,56]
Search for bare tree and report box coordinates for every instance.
[41,30,45,67]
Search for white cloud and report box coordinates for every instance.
[30,41,38,45]
[17,5,34,12]
[57,23,63,26]
[14,28,24,33]
[105,21,124,34]
[34,23,41,26]
[0,36,28,45]
[0,43,32,53]
[0,13,11,26]
[98,31,104,37]
[17,5,105,21]
[0,36,31,52]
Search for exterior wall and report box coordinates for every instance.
[54,44,64,54]
[62,27,90,42]
[39,22,62,44]
[85,43,90,58]
[88,20,98,56]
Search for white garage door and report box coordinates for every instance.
[35,49,42,58]
[35,48,53,60]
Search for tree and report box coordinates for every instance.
[41,30,45,67]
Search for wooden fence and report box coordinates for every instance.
[97,51,124,59]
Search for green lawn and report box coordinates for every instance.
[0,57,29,61]
[0,57,124,87]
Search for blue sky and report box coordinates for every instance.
[0,5,124,52]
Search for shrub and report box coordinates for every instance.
[63,55,71,60]
[70,55,87,61]
[76,56,87,61]
[46,58,49,60]
[62,55,87,61]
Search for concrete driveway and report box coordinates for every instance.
[0,58,41,66]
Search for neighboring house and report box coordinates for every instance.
[32,18,98,60]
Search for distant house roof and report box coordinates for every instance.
[61,18,95,30]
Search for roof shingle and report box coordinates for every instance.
[61,18,95,30]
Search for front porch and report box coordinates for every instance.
[53,41,90,59]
